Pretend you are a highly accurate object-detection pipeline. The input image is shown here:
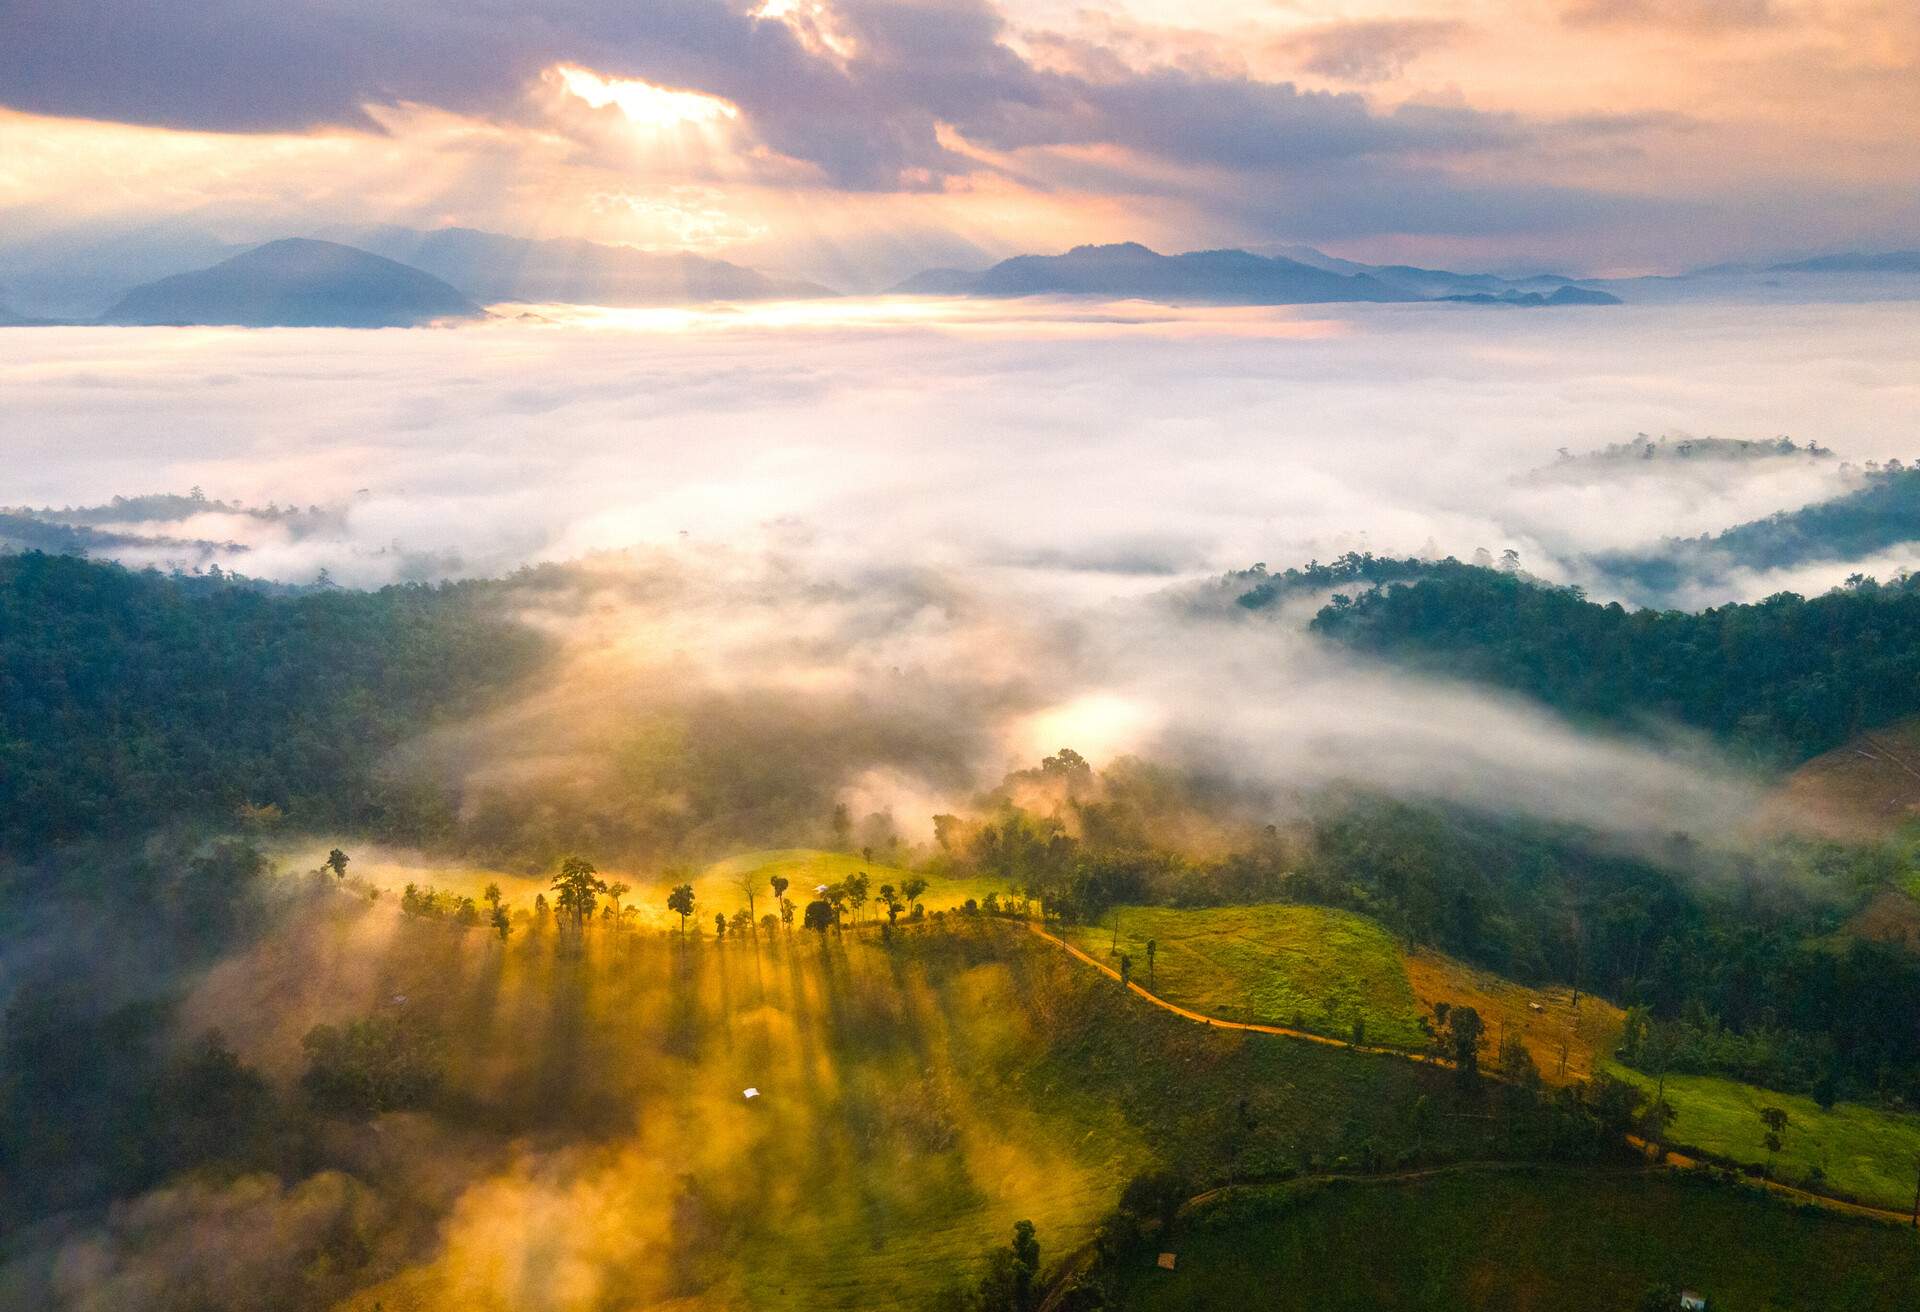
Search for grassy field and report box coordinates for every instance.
[1063,904,1428,1048]
[173,886,1491,1310]
[1611,1065,1920,1212]
[1115,1170,1920,1310]
[1406,948,1624,1085]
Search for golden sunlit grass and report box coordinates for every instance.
[169,871,1506,1309]
[192,893,1146,1310]
[279,844,1015,933]
[702,848,1014,914]
[1061,901,1625,1082]
[1405,948,1624,1086]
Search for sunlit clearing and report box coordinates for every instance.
[555,64,739,128]
[1012,692,1160,765]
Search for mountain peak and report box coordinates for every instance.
[1062,241,1161,258]
[101,238,483,328]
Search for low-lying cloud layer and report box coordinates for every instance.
[5,298,1917,852]
[4,298,1907,591]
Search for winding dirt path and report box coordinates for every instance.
[1020,919,1920,1230]
[1025,920,1451,1068]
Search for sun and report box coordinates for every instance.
[554,64,740,129]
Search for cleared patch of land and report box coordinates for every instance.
[1843,886,1920,952]
[1765,716,1920,839]
[1405,947,1624,1085]
[1612,1065,1920,1211]
[1115,1171,1920,1311]
[1063,905,1427,1049]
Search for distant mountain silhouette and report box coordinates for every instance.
[99,239,484,328]
[335,225,835,305]
[891,241,1617,306]
[1440,285,1622,307]
[0,300,70,327]
[1769,251,1920,274]
[893,242,1404,303]
[0,284,63,326]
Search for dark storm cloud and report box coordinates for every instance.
[0,0,1598,195]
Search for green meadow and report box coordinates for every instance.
[1063,904,1428,1049]
[1115,1171,1920,1311]
[1611,1065,1920,1212]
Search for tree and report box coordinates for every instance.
[803,899,835,933]
[1759,1105,1789,1174]
[1145,938,1157,989]
[490,902,511,941]
[301,1015,443,1118]
[667,883,696,936]
[605,881,630,922]
[715,912,728,940]
[1641,1092,1678,1157]
[879,883,903,923]
[737,871,760,934]
[845,872,870,924]
[325,848,350,879]
[1010,1220,1040,1311]
[770,874,790,906]
[971,1219,1042,1312]
[779,895,795,931]
[831,802,853,849]
[1410,1093,1433,1157]
[551,856,608,937]
[483,882,503,912]
[729,907,753,938]
[1447,1004,1486,1086]
[534,893,549,925]
[901,876,928,916]
[1119,952,1132,989]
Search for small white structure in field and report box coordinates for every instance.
[743,1088,760,1100]
[1679,1292,1707,1311]
[1156,1253,1176,1271]
[1528,1001,1545,1013]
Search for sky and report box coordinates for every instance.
[2,0,1918,285]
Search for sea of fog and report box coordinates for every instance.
[11,295,1917,848]
[5,295,1917,603]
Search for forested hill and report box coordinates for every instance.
[0,552,546,856]
[1291,561,1920,764]
[1599,461,1920,597]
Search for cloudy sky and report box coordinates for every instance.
[2,0,1917,283]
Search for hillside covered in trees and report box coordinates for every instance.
[1286,558,1920,764]
[1598,460,1920,597]
[0,552,545,856]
